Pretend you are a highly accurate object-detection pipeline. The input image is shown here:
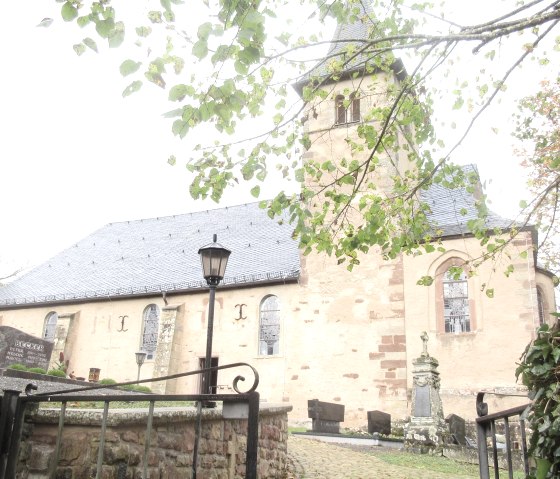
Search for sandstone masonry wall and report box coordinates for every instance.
[16,404,291,479]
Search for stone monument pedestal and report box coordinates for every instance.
[404,332,448,453]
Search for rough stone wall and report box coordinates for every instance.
[16,405,290,479]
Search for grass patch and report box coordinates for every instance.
[371,450,525,478]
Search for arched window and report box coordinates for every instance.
[259,295,280,356]
[141,304,160,360]
[43,311,58,342]
[537,287,546,325]
[334,93,361,125]
[443,268,471,333]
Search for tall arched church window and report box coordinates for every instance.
[537,287,546,325]
[141,304,160,360]
[259,295,280,356]
[43,311,58,342]
[443,269,471,333]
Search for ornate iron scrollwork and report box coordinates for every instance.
[29,361,259,397]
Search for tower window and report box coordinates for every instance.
[335,93,361,125]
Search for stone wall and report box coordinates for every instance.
[16,404,291,478]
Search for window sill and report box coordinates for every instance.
[255,354,283,360]
[333,120,361,128]
[437,331,476,337]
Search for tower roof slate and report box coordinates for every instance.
[293,2,406,95]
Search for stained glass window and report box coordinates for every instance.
[141,304,160,360]
[443,269,470,333]
[43,311,58,342]
[259,295,280,356]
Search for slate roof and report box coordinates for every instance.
[0,203,300,307]
[420,165,514,237]
[0,167,514,307]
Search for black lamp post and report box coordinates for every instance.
[135,351,147,382]
[198,234,231,399]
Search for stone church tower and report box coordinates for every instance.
[287,5,415,422]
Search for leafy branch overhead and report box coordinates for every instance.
[54,0,560,272]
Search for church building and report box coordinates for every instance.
[0,5,555,427]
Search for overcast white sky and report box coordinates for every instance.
[0,1,554,276]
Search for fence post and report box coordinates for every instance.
[477,421,490,479]
[0,390,22,478]
[246,392,260,479]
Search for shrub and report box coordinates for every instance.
[121,384,152,393]
[132,385,151,393]
[28,367,47,375]
[8,364,28,371]
[99,378,117,385]
[516,321,560,479]
[47,369,67,377]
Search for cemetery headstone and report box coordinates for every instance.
[367,410,391,435]
[0,326,54,370]
[404,332,448,452]
[446,413,467,445]
[307,399,345,433]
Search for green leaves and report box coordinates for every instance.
[192,40,208,60]
[517,323,560,476]
[122,81,142,98]
[83,37,98,53]
[119,60,141,77]
[168,84,194,102]
[95,18,115,38]
[61,2,78,22]
[172,119,189,138]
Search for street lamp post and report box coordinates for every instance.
[135,351,147,382]
[192,234,231,478]
[197,234,231,399]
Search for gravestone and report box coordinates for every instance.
[308,399,345,433]
[0,326,54,370]
[446,413,467,445]
[367,410,391,435]
[404,332,447,453]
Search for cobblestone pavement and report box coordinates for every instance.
[287,436,479,479]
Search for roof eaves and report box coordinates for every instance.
[0,269,301,309]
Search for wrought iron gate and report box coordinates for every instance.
[476,391,531,479]
[0,362,259,479]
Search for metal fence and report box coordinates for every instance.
[0,362,260,479]
[476,391,531,479]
